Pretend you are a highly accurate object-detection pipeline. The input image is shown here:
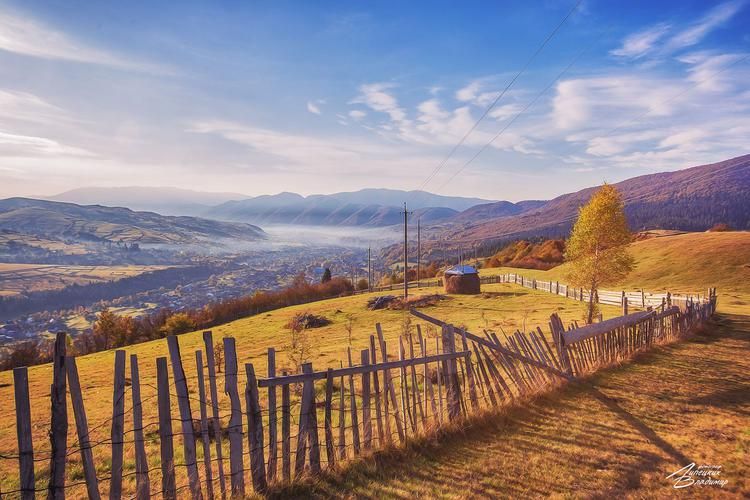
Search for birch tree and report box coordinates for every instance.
[565,184,633,324]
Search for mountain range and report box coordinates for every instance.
[435,153,750,246]
[0,198,265,245]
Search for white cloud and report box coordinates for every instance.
[352,83,407,123]
[348,109,366,120]
[306,101,321,114]
[610,23,671,59]
[0,10,169,73]
[0,131,95,157]
[665,1,745,52]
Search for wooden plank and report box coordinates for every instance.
[369,335,384,447]
[337,372,347,460]
[266,348,278,482]
[472,344,498,407]
[110,350,126,500]
[245,364,267,493]
[305,364,321,474]
[66,357,101,500]
[398,338,414,434]
[376,325,405,443]
[459,330,479,410]
[410,309,571,380]
[294,363,312,476]
[13,367,35,500]
[435,338,443,424]
[48,332,67,500]
[223,337,245,496]
[324,369,335,467]
[195,351,214,500]
[408,335,426,427]
[258,350,469,387]
[202,331,226,499]
[281,375,291,482]
[360,350,372,449]
[421,337,439,418]
[130,355,150,500]
[156,357,176,500]
[441,325,461,419]
[564,310,654,344]
[166,335,203,500]
[347,349,361,454]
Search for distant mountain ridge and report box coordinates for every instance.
[0,197,265,245]
[441,154,750,244]
[204,189,497,227]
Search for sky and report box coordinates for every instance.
[0,0,748,201]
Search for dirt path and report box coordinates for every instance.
[286,313,750,499]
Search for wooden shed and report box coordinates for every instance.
[444,265,481,294]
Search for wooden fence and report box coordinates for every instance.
[480,272,714,311]
[352,279,443,295]
[3,288,717,498]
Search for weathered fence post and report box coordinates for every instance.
[110,350,126,500]
[224,337,245,496]
[156,357,176,500]
[14,367,34,500]
[281,373,291,482]
[550,314,573,376]
[66,356,101,500]
[347,349,361,453]
[202,331,227,499]
[167,335,203,500]
[441,325,461,419]
[245,363,267,493]
[195,351,214,500]
[360,349,372,449]
[48,332,67,500]
[369,335,384,446]
[324,369,336,467]
[622,296,628,315]
[130,355,150,500]
[460,330,479,411]
[266,348,278,482]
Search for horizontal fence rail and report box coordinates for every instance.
[2,283,717,498]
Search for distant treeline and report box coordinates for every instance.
[0,275,354,371]
[484,239,565,271]
[0,264,225,320]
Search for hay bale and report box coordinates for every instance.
[444,273,481,294]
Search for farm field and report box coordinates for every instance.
[0,263,172,296]
[0,231,744,496]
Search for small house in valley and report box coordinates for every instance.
[444,264,481,294]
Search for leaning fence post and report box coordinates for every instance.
[224,337,245,496]
[156,357,176,500]
[195,351,214,500]
[324,369,336,467]
[360,349,373,449]
[48,331,67,499]
[14,367,34,500]
[66,357,101,500]
[167,335,203,500]
[130,355,150,500]
[245,363,267,493]
[110,350,126,500]
[266,348,278,482]
[550,314,573,376]
[202,331,227,499]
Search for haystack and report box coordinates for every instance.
[444,265,481,294]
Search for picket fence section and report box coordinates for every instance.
[5,285,717,498]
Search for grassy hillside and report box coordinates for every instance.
[0,230,744,494]
[481,231,750,314]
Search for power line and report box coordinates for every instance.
[436,39,593,192]
[417,0,583,191]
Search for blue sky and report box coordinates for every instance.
[0,0,748,201]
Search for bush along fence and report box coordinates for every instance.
[480,272,715,311]
[4,290,717,498]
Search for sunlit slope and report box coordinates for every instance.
[481,231,750,314]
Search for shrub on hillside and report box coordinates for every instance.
[708,223,732,232]
[484,239,565,270]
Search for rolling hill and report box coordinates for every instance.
[440,154,750,244]
[0,198,266,245]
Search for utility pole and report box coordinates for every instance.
[417,218,421,289]
[402,203,412,299]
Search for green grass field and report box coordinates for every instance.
[0,231,746,495]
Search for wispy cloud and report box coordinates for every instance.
[0,131,95,158]
[348,110,367,120]
[664,0,745,52]
[610,23,671,59]
[352,83,407,123]
[0,10,170,74]
[306,101,322,115]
